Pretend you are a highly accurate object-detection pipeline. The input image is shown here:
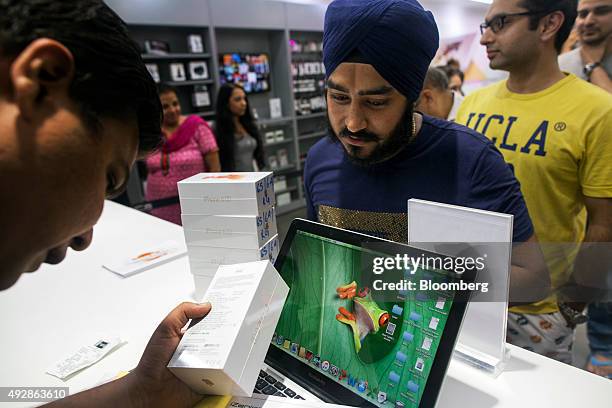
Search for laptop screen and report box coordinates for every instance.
[271,227,463,408]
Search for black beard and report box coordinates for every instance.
[582,35,606,47]
[327,107,415,167]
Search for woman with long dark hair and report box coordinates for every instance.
[215,83,265,171]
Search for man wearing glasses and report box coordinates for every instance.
[457,0,612,365]
[559,0,612,92]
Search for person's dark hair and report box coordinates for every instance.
[519,0,578,53]
[158,83,178,97]
[0,0,162,154]
[446,58,460,70]
[214,83,265,171]
[423,67,449,91]
[443,66,464,83]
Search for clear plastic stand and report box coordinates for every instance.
[407,199,513,377]
[454,342,511,377]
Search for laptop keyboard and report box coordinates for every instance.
[254,369,305,399]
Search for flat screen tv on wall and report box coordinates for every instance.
[219,53,271,94]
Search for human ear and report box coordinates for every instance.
[10,38,74,122]
[422,89,434,105]
[540,11,565,44]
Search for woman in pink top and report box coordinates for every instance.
[145,85,221,224]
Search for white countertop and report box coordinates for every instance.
[0,201,609,407]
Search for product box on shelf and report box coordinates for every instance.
[277,149,289,167]
[168,260,289,396]
[269,98,282,119]
[277,192,291,207]
[187,34,204,53]
[274,129,284,142]
[264,131,276,144]
[274,176,287,192]
[182,207,277,250]
[192,85,211,108]
[178,172,274,216]
[268,155,279,169]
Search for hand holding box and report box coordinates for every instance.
[168,261,289,396]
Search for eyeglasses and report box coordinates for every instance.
[577,5,612,19]
[479,11,548,35]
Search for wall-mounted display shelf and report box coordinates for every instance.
[299,130,327,140]
[119,18,327,215]
[258,116,294,126]
[142,53,212,60]
[265,139,294,147]
[296,111,327,120]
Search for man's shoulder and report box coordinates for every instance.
[462,81,503,103]
[457,82,504,118]
[307,135,337,160]
[304,136,341,176]
[564,75,612,118]
[565,73,612,98]
[422,115,495,155]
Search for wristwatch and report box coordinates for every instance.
[583,61,602,81]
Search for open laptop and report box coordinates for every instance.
[256,219,476,407]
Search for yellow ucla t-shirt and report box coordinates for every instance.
[456,74,612,314]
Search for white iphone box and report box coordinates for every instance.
[178,172,275,216]
[187,234,280,273]
[182,207,277,249]
[193,275,213,300]
[269,98,282,119]
[102,240,186,277]
[168,261,289,396]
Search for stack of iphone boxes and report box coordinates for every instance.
[178,172,280,298]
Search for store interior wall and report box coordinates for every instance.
[105,0,489,37]
[420,0,488,38]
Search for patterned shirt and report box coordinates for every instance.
[145,118,218,225]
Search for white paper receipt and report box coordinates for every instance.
[103,240,186,277]
[46,337,123,380]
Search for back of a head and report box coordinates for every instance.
[519,0,578,53]
[0,0,162,153]
[446,58,460,69]
[424,67,449,92]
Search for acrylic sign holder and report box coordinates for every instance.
[407,199,512,377]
